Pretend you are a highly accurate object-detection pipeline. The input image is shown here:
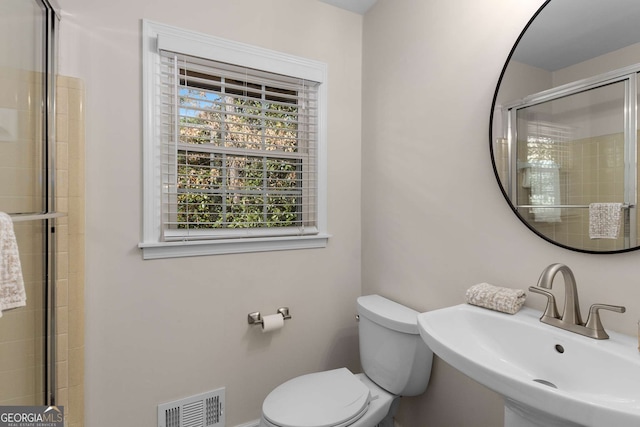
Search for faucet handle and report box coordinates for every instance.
[584,304,626,340]
[528,286,560,319]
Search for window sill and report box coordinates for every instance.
[138,233,330,260]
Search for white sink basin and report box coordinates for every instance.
[417,304,640,427]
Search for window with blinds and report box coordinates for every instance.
[141,21,328,258]
[159,52,320,241]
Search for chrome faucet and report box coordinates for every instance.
[528,263,625,339]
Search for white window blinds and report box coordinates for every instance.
[158,51,320,241]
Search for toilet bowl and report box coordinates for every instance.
[260,369,394,427]
[259,295,433,427]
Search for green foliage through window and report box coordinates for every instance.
[173,74,307,230]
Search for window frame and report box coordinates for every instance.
[140,20,329,259]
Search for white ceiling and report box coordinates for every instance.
[318,0,378,15]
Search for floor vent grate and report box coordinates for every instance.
[158,387,225,427]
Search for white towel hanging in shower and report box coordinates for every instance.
[589,203,623,239]
[0,212,26,317]
[528,160,561,223]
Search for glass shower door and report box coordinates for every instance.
[514,80,629,251]
[0,0,57,406]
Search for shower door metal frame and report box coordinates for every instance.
[502,63,640,249]
[42,0,60,407]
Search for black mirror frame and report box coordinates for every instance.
[489,0,640,254]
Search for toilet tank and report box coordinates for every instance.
[357,295,433,396]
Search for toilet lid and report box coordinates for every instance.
[262,368,371,427]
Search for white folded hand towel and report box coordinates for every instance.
[465,282,526,315]
[0,212,26,317]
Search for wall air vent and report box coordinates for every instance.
[158,387,225,427]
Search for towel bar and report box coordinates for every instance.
[8,212,67,222]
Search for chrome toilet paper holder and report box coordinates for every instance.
[247,307,292,325]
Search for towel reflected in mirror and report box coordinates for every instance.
[524,160,561,223]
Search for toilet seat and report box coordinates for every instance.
[262,368,371,427]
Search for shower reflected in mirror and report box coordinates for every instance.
[491,0,640,253]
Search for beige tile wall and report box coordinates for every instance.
[510,132,629,251]
[0,68,84,425]
[565,133,626,251]
[56,75,85,427]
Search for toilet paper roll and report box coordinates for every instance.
[261,313,285,333]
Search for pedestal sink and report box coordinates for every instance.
[417,304,640,427]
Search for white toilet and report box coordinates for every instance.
[260,294,434,427]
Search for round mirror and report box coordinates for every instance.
[491,0,640,253]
